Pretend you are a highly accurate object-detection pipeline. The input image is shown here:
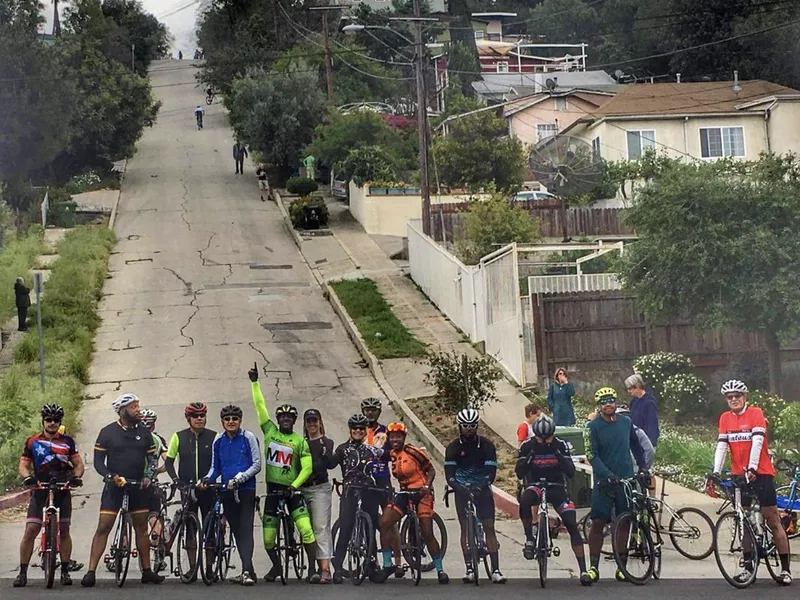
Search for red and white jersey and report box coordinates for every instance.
[717,406,775,476]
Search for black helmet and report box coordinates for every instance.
[275,404,298,418]
[41,404,65,421]
[348,414,369,428]
[532,414,556,439]
[360,397,382,410]
[220,404,243,419]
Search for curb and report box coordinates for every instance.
[108,159,128,230]
[325,284,519,516]
[0,489,30,511]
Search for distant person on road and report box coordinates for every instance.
[14,276,30,332]
[302,408,334,583]
[516,402,544,446]
[233,142,248,175]
[625,373,660,447]
[256,164,270,201]
[194,106,204,129]
[178,50,183,60]
[548,367,576,426]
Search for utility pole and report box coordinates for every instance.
[308,5,348,105]
[34,273,45,391]
[131,44,136,72]
[412,0,432,237]
[53,0,61,37]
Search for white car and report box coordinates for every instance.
[511,190,558,203]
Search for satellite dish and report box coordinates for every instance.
[545,78,557,91]
[529,135,604,200]
[614,69,624,80]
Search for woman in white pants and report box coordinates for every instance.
[302,409,334,583]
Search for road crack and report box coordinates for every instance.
[248,342,271,370]
[180,177,191,231]
[163,267,192,296]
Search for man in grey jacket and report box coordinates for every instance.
[233,143,248,174]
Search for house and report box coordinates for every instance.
[562,79,800,161]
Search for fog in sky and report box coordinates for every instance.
[140,0,203,55]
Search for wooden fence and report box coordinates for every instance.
[430,203,633,241]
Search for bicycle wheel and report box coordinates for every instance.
[151,514,166,574]
[400,511,448,573]
[408,514,423,586]
[205,95,213,105]
[200,514,220,586]
[176,511,201,584]
[776,485,800,540]
[713,511,758,589]
[290,519,306,580]
[43,512,58,589]
[217,519,233,582]
[465,515,481,586]
[277,515,287,585]
[114,511,133,587]
[612,512,655,585]
[668,506,714,560]
[348,511,375,586]
[537,511,548,588]
[581,513,613,556]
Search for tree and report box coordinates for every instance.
[456,191,541,264]
[527,0,599,43]
[432,110,526,192]
[618,154,800,395]
[226,69,326,183]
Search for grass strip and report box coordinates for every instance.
[331,278,426,359]
[0,226,45,319]
[0,226,115,489]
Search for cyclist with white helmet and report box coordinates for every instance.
[81,394,162,587]
[444,408,505,584]
[710,379,792,585]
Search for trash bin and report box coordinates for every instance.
[556,426,592,508]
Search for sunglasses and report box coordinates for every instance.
[223,416,240,423]
[190,414,207,419]
[350,426,366,432]
[598,397,616,405]
[44,418,62,424]
[460,423,479,430]
[725,393,744,400]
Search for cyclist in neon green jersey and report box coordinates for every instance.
[249,363,318,582]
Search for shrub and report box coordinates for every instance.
[338,146,399,186]
[424,350,502,415]
[775,403,800,446]
[632,351,694,401]
[288,196,329,229]
[653,426,716,490]
[661,373,709,422]
[747,389,788,429]
[286,177,319,196]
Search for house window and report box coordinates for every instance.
[700,127,745,158]
[496,62,509,73]
[474,30,484,40]
[626,130,656,160]
[555,97,568,112]
[592,136,601,158]
[537,123,558,142]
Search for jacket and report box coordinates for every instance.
[233,145,248,160]
[547,382,576,426]
[15,281,31,308]
[165,427,217,483]
[205,428,262,491]
[630,390,660,446]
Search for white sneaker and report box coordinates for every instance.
[491,570,507,584]
[778,570,793,586]
[462,569,476,583]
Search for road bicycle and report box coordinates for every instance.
[331,479,380,585]
[205,91,215,105]
[397,489,449,579]
[523,479,566,588]
[198,483,237,586]
[149,481,203,583]
[775,458,800,539]
[29,479,80,588]
[256,488,307,585]
[444,485,491,586]
[709,474,785,589]
[102,479,141,587]
[611,473,657,585]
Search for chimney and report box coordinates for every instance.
[733,70,742,95]
[676,73,681,83]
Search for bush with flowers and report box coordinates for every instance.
[661,373,709,422]
[775,402,800,447]
[632,352,694,401]
[747,389,788,429]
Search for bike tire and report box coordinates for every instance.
[776,485,800,541]
[348,511,374,586]
[217,519,233,582]
[669,506,715,560]
[400,511,448,573]
[176,511,201,584]
[713,511,758,589]
[762,529,784,585]
[537,511,548,588]
[409,514,423,586]
[291,519,307,580]
[277,515,287,585]
[200,514,220,586]
[205,95,213,105]
[466,516,480,586]
[115,511,133,587]
[43,511,58,589]
[612,512,655,585]
[152,514,166,574]
[580,513,613,556]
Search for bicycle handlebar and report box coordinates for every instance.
[777,459,800,475]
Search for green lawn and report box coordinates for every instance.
[331,278,427,359]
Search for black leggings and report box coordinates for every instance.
[223,489,255,575]
[332,488,380,571]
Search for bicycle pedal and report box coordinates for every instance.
[552,547,561,557]
[131,550,138,558]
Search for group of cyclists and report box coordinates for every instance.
[10,371,794,588]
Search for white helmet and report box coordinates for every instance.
[720,380,748,395]
[456,408,480,426]
[112,393,139,413]
[140,408,157,426]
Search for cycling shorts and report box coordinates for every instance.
[521,485,575,514]
[100,483,150,516]
[388,490,434,519]
[590,484,631,522]
[741,474,778,508]
[455,487,495,522]
[27,490,71,526]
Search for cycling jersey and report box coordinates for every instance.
[515,437,574,486]
[367,423,390,481]
[94,421,157,480]
[251,382,312,488]
[205,429,262,491]
[165,427,216,482]
[444,435,497,488]
[390,444,432,490]
[329,440,381,486]
[21,432,79,481]
[716,405,775,477]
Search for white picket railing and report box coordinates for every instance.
[527,273,621,294]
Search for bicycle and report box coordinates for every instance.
[256,488,307,585]
[149,481,203,583]
[709,474,785,589]
[28,479,80,588]
[775,458,800,539]
[102,479,141,588]
[610,473,657,585]
[198,483,237,586]
[330,479,380,586]
[444,485,491,586]
[205,91,214,105]
[397,489,448,580]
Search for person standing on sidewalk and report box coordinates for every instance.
[548,368,576,426]
[516,402,544,446]
[625,374,660,447]
[14,277,30,332]
[302,408,334,583]
[256,164,270,201]
[233,142,248,174]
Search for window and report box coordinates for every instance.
[626,130,656,160]
[474,30,484,40]
[592,137,601,158]
[496,62,509,73]
[700,127,745,158]
[555,97,568,112]
[537,123,558,142]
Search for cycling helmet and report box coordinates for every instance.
[140,409,157,426]
[721,379,748,395]
[220,404,243,419]
[41,404,64,421]
[456,408,480,426]
[275,404,298,418]
[185,402,207,418]
[594,387,617,403]
[112,393,139,413]
[361,397,382,410]
[532,414,556,439]
[615,404,630,414]
[348,413,370,428]
[387,422,408,435]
